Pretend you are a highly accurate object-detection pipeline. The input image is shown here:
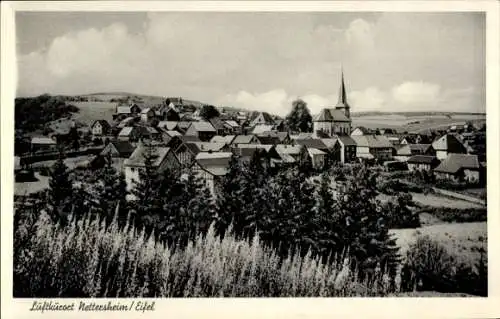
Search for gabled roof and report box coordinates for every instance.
[157,121,179,130]
[337,136,357,146]
[314,108,333,121]
[314,108,350,122]
[295,138,329,150]
[188,121,216,132]
[352,126,375,134]
[276,144,303,155]
[252,124,275,135]
[255,135,280,145]
[140,108,153,114]
[194,152,233,176]
[210,135,236,145]
[434,153,480,174]
[432,134,467,153]
[117,106,132,114]
[236,144,275,153]
[308,148,326,156]
[407,155,440,165]
[31,137,56,145]
[163,130,181,137]
[118,117,135,128]
[232,135,257,144]
[209,117,226,130]
[124,145,172,167]
[107,141,136,157]
[321,138,339,149]
[191,142,227,152]
[92,120,111,130]
[118,127,135,137]
[177,121,193,130]
[351,135,393,148]
[224,120,240,128]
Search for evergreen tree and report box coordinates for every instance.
[285,99,313,133]
[94,153,128,224]
[47,150,73,224]
[334,166,400,283]
[130,144,163,231]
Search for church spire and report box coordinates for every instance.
[337,66,348,107]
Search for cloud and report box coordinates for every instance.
[345,18,374,50]
[16,13,484,113]
[391,81,441,105]
[349,87,387,111]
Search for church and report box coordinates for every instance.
[313,71,352,136]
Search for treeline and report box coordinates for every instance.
[15,94,79,132]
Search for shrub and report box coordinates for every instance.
[401,236,487,296]
[13,211,397,297]
[418,207,487,223]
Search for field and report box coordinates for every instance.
[390,222,487,266]
[71,101,117,125]
[14,156,91,196]
[410,192,485,209]
[351,113,485,133]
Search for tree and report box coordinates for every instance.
[94,153,128,224]
[285,99,313,133]
[199,104,220,120]
[47,150,73,224]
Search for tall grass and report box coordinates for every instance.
[14,210,397,297]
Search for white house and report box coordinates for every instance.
[91,120,111,136]
[351,135,394,161]
[123,144,181,196]
[191,152,233,196]
[432,134,467,160]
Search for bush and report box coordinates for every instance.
[13,211,397,297]
[401,236,487,296]
[378,179,426,195]
[418,207,487,223]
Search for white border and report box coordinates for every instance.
[2,1,499,319]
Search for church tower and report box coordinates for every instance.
[335,68,350,119]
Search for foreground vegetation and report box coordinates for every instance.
[14,210,396,297]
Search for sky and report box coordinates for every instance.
[16,12,485,115]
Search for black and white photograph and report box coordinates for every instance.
[2,1,499,312]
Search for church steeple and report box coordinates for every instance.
[335,66,350,118]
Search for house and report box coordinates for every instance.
[400,134,433,145]
[351,135,394,162]
[394,144,435,162]
[114,104,141,120]
[252,124,275,135]
[407,155,440,172]
[123,144,181,194]
[157,105,180,121]
[184,121,217,141]
[210,135,236,145]
[379,128,398,135]
[157,121,179,131]
[140,108,155,123]
[434,153,483,183]
[351,126,376,136]
[191,152,233,196]
[432,134,467,160]
[117,117,136,129]
[31,136,57,153]
[91,120,111,136]
[224,120,242,135]
[234,144,281,166]
[231,135,261,146]
[117,126,147,142]
[335,136,357,164]
[208,117,229,136]
[308,148,327,169]
[101,140,136,158]
[176,121,193,134]
[275,144,308,165]
[255,134,281,145]
[258,131,290,144]
[249,112,274,126]
[313,71,352,136]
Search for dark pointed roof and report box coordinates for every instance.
[335,69,350,109]
[315,108,333,121]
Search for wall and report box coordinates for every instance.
[436,150,448,160]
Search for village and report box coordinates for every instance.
[15,72,487,199]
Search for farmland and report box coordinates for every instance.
[351,113,485,133]
[390,222,487,266]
